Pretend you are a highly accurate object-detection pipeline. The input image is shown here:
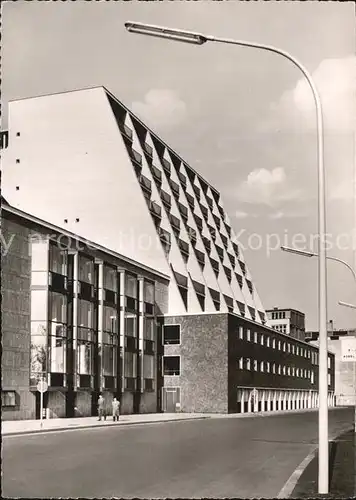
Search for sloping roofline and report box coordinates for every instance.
[2,201,170,282]
[8,86,221,200]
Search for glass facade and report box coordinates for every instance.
[28,243,157,397]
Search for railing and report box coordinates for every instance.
[239,260,246,275]
[178,171,187,187]
[169,214,181,230]
[200,204,208,219]
[210,258,219,274]
[213,214,221,229]
[151,165,162,183]
[143,143,153,156]
[118,123,133,140]
[215,245,224,260]
[209,288,220,302]
[224,295,234,309]
[202,236,211,253]
[237,301,245,315]
[186,192,195,209]
[187,226,197,244]
[131,149,142,165]
[164,369,180,376]
[159,228,171,246]
[206,196,213,209]
[178,202,188,219]
[221,234,228,248]
[192,280,205,296]
[194,215,203,231]
[161,158,171,174]
[160,190,171,208]
[139,175,152,194]
[149,201,162,218]
[228,253,235,268]
[169,180,180,197]
[179,239,189,255]
[193,185,201,199]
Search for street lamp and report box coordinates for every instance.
[281,246,356,282]
[282,245,356,433]
[125,21,329,494]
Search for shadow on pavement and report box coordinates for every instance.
[290,429,356,499]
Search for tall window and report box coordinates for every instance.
[125,273,138,298]
[143,354,154,379]
[79,255,94,284]
[77,338,94,375]
[239,326,243,340]
[144,317,155,341]
[144,280,154,303]
[104,265,117,292]
[125,351,137,378]
[102,332,117,377]
[50,244,67,275]
[125,313,137,337]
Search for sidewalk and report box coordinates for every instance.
[2,412,211,436]
[290,428,356,498]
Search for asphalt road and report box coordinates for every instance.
[3,408,353,498]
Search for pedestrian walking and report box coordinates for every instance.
[98,394,106,421]
[112,397,120,422]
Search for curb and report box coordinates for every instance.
[3,416,211,437]
[276,425,354,499]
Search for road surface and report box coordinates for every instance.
[3,408,353,498]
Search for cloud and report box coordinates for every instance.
[271,56,356,134]
[234,210,249,219]
[132,89,187,128]
[235,167,303,207]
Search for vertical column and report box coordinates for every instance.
[247,391,252,413]
[267,391,271,412]
[138,277,144,394]
[97,260,104,392]
[118,269,126,395]
[240,390,245,414]
[273,391,277,412]
[254,389,259,413]
[72,252,79,392]
[261,390,265,412]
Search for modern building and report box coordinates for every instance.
[306,328,356,406]
[1,198,169,420]
[1,87,336,420]
[266,308,306,341]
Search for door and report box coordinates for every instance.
[163,387,180,412]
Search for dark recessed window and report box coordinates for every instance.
[75,218,80,223]
[163,356,180,376]
[16,186,19,191]
[16,159,20,163]
[163,324,180,345]
[64,219,68,223]
[16,132,21,137]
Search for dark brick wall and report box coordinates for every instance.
[228,314,335,412]
[1,214,35,420]
[162,314,229,413]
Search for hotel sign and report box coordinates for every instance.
[341,337,356,362]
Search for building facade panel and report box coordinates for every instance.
[160,314,229,413]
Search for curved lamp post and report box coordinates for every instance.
[125,21,329,494]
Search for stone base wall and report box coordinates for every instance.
[75,391,92,417]
[47,391,66,418]
[121,392,134,414]
[139,391,157,414]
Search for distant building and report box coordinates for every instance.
[266,308,305,341]
[306,328,356,407]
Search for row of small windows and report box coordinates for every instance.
[271,311,286,320]
[273,324,287,334]
[238,326,319,362]
[238,357,315,381]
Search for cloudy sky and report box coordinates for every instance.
[2,1,356,330]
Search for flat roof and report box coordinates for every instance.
[2,202,170,282]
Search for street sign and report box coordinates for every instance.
[341,337,356,362]
[37,379,48,393]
